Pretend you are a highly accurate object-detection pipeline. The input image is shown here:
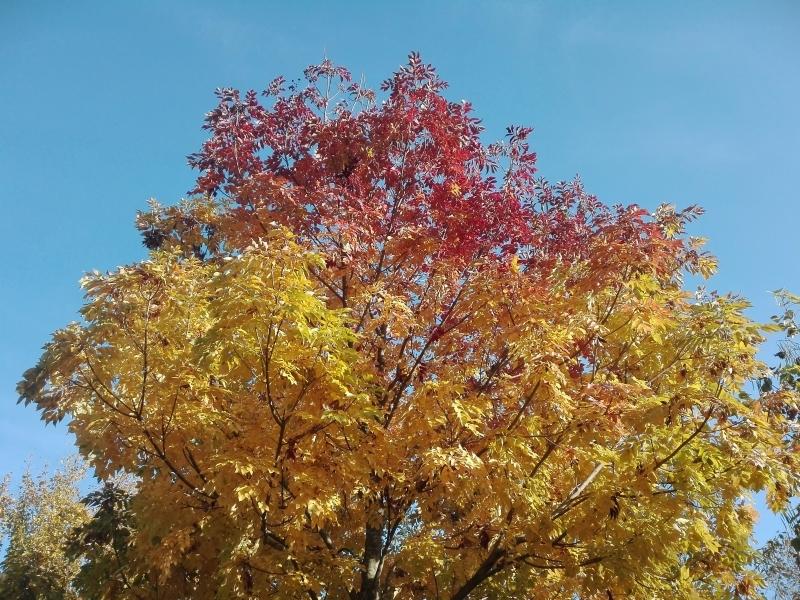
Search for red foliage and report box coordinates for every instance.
[189,53,700,296]
[190,53,536,263]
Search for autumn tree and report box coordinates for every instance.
[19,54,799,599]
[0,460,88,600]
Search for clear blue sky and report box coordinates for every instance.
[1,1,798,545]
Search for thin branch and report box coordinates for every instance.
[653,405,714,471]
[552,463,605,520]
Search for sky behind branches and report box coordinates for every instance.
[1,0,798,545]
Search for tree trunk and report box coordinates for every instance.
[357,524,384,600]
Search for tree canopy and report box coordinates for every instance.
[0,460,88,600]
[18,54,799,599]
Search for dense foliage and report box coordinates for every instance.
[17,55,799,599]
[0,461,88,599]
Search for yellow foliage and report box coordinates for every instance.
[17,208,799,599]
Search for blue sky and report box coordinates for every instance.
[1,1,798,545]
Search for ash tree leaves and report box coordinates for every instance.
[20,229,371,597]
[16,54,800,599]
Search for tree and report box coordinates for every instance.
[756,503,800,600]
[65,480,153,600]
[755,292,800,600]
[0,460,88,600]
[19,54,799,599]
